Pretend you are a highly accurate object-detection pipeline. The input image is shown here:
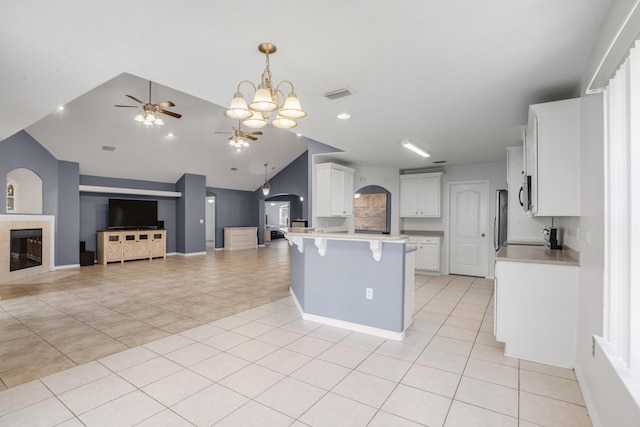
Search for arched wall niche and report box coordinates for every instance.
[6,168,43,214]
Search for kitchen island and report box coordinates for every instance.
[285,230,414,340]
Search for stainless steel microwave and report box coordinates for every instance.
[519,174,532,212]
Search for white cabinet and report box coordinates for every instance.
[315,163,356,217]
[407,235,440,271]
[224,227,258,250]
[400,172,442,217]
[525,98,580,216]
[494,260,578,368]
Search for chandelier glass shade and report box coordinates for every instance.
[135,107,164,126]
[229,136,250,152]
[225,43,306,129]
[262,163,271,196]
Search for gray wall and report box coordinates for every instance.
[79,174,178,255]
[176,173,206,254]
[0,131,59,216]
[57,161,80,265]
[300,238,406,332]
[206,186,257,249]
[0,131,79,267]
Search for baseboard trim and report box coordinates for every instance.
[574,361,602,427]
[289,288,404,341]
[54,264,80,270]
[176,251,207,257]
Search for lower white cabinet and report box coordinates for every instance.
[494,260,578,368]
[408,235,440,271]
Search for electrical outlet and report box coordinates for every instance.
[366,288,373,300]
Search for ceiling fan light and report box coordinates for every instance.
[243,111,269,129]
[224,93,252,120]
[143,119,153,126]
[272,114,297,129]
[154,117,164,125]
[249,87,278,112]
[279,93,307,119]
[134,112,144,122]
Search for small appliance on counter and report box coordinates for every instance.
[543,227,563,249]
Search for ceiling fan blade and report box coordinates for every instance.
[245,135,258,141]
[125,95,144,104]
[114,105,139,108]
[158,109,182,119]
[214,131,232,135]
[246,131,263,136]
[155,101,175,108]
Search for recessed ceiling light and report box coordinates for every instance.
[296,133,302,137]
[400,139,430,158]
[337,113,351,120]
[230,167,238,171]
[57,105,64,111]
[167,133,174,137]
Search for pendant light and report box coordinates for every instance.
[262,163,271,196]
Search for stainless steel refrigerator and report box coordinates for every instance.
[494,189,508,251]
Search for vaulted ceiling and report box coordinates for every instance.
[0,1,611,191]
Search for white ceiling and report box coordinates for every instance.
[0,1,611,191]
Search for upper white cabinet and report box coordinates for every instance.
[400,172,443,217]
[315,162,356,217]
[525,98,580,216]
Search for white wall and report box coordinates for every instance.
[402,161,507,278]
[574,1,640,424]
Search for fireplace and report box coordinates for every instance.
[0,215,53,284]
[10,228,43,272]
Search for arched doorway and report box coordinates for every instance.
[354,185,391,234]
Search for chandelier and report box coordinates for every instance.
[224,43,306,129]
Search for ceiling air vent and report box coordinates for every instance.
[433,160,446,164]
[323,87,354,101]
[102,146,116,152]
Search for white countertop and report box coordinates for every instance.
[285,230,409,241]
[496,245,579,266]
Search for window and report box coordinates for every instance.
[602,43,639,390]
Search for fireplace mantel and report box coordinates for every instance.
[0,215,55,284]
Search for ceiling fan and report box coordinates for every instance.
[215,121,263,150]
[115,81,182,125]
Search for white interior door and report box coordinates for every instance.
[449,181,489,277]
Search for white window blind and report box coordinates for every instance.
[603,43,639,380]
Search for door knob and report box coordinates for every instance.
[481,233,486,237]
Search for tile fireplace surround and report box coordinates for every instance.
[0,215,54,285]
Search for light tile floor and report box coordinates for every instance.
[0,241,592,426]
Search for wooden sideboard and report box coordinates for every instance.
[224,227,258,250]
[97,229,166,264]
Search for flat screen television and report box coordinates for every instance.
[108,198,158,229]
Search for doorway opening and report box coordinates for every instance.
[265,201,289,241]
[354,185,391,234]
[205,196,215,249]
